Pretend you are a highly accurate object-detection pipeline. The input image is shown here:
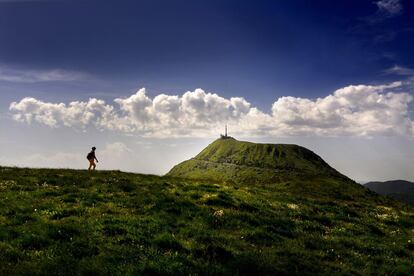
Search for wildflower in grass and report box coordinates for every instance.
[287,203,299,210]
[213,209,224,217]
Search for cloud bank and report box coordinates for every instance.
[9,82,414,138]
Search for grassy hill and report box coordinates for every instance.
[1,165,413,274]
[1,139,414,274]
[167,138,347,184]
[365,180,414,206]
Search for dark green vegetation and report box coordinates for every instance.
[365,180,414,206]
[167,138,346,184]
[0,139,413,275]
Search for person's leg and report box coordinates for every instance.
[88,159,94,171]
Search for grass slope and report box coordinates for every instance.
[1,166,413,275]
[167,138,346,184]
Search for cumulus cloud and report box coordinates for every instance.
[270,82,413,136]
[113,88,251,136]
[9,97,130,131]
[9,83,414,138]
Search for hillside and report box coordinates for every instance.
[167,138,347,184]
[0,165,413,274]
[365,180,414,206]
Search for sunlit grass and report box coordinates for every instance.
[0,166,413,274]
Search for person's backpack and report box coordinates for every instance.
[86,152,93,160]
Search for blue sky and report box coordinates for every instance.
[1,0,414,181]
[1,0,413,103]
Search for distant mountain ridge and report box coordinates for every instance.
[167,137,348,184]
[364,180,414,206]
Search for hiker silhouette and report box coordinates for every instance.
[87,147,99,171]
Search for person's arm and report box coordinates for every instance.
[95,156,99,163]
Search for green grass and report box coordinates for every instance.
[167,138,347,184]
[0,166,413,275]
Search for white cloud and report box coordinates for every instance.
[9,97,128,131]
[376,0,402,16]
[8,82,414,138]
[113,88,251,136]
[364,0,403,24]
[0,65,88,83]
[101,142,132,158]
[270,82,413,136]
[385,65,414,76]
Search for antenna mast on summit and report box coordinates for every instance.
[220,124,230,139]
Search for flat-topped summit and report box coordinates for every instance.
[167,138,347,184]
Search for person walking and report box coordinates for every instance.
[87,147,99,171]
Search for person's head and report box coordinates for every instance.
[92,147,96,151]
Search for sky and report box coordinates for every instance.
[1,0,414,182]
